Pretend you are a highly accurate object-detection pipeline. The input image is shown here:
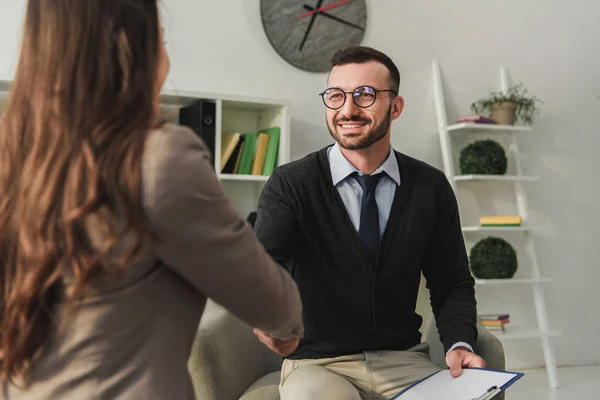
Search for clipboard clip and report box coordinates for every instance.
[471,385,501,400]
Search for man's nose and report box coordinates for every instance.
[338,94,361,119]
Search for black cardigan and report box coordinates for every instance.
[254,146,477,359]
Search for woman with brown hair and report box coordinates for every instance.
[0,1,302,398]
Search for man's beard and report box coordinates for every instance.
[327,106,392,150]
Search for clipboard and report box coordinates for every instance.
[390,367,524,400]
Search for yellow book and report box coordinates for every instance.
[220,132,241,172]
[251,132,269,175]
[480,216,522,226]
[482,319,508,327]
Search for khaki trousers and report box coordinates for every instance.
[279,343,441,400]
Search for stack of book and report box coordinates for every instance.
[456,115,497,124]
[220,127,280,176]
[480,313,510,335]
[479,216,522,227]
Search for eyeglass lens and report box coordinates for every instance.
[322,86,377,109]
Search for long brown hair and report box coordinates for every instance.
[0,0,162,383]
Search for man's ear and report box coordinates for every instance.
[391,95,405,121]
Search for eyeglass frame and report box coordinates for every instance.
[318,85,398,110]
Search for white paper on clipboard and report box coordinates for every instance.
[391,368,523,400]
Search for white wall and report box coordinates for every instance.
[1,0,599,370]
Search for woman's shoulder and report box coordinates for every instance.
[145,122,207,158]
[142,123,216,211]
[143,122,212,177]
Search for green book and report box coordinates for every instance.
[481,224,522,227]
[237,132,257,175]
[260,127,280,176]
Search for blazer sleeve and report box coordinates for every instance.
[142,124,303,340]
[421,174,478,353]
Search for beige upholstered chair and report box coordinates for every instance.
[188,280,506,400]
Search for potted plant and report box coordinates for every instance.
[469,237,518,279]
[471,83,542,125]
[459,139,507,175]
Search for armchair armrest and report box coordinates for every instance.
[472,322,506,371]
[188,300,282,400]
[424,318,505,369]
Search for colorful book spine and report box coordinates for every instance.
[261,127,280,176]
[220,132,241,172]
[237,133,258,175]
[480,313,510,334]
[251,133,270,175]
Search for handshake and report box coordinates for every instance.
[253,328,300,357]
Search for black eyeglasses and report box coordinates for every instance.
[319,85,397,110]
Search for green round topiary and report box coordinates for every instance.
[469,237,518,279]
[459,139,507,175]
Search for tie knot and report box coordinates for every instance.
[353,172,384,192]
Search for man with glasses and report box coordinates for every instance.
[253,46,485,400]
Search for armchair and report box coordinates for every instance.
[187,300,506,400]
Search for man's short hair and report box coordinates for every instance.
[330,46,400,93]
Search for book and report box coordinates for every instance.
[261,127,280,175]
[479,314,510,320]
[221,135,244,174]
[233,140,245,174]
[456,115,497,124]
[220,132,241,172]
[237,132,258,175]
[391,368,524,399]
[480,216,522,226]
[251,132,270,175]
[482,319,509,327]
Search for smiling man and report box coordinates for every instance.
[253,46,485,400]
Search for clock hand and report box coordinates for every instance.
[302,5,364,31]
[299,0,325,51]
[299,0,351,18]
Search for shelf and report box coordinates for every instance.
[490,328,561,341]
[462,226,532,233]
[475,278,553,285]
[453,175,539,182]
[160,88,289,110]
[447,122,533,134]
[219,174,270,182]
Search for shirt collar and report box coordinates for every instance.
[328,143,401,186]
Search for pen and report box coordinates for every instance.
[471,385,501,400]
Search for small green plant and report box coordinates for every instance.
[469,237,518,279]
[471,83,542,125]
[459,140,507,175]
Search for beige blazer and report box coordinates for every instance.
[2,124,302,400]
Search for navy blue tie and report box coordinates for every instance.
[353,172,384,258]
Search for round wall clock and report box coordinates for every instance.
[260,0,367,73]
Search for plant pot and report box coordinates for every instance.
[491,102,517,125]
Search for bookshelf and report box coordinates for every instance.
[432,62,560,388]
[0,80,290,219]
[160,88,290,219]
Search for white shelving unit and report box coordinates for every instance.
[160,88,290,219]
[447,122,533,134]
[432,61,560,388]
[453,174,539,182]
[0,79,289,219]
[461,226,534,233]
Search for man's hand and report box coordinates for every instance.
[253,328,299,356]
[446,348,486,377]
